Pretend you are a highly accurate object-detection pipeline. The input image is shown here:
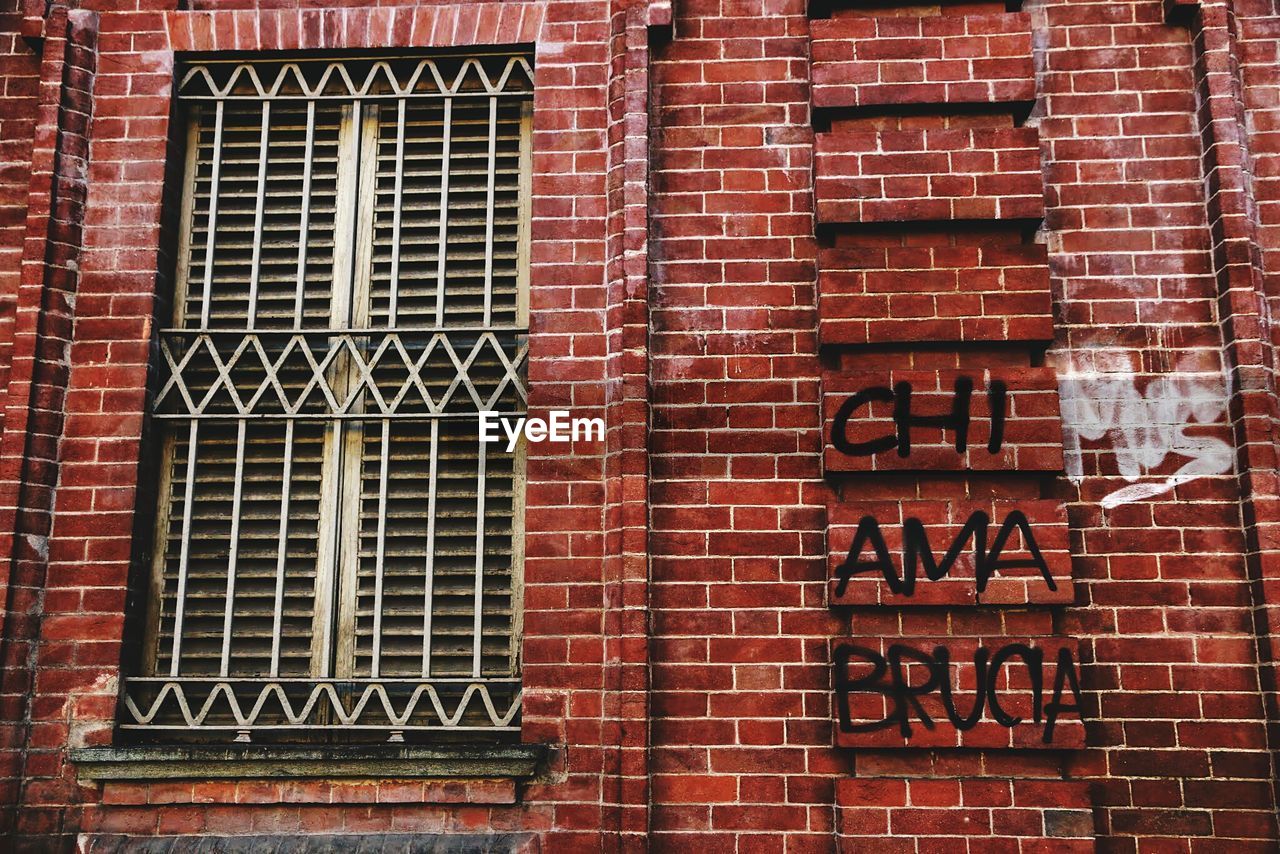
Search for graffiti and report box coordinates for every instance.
[832,510,1055,597]
[833,642,1083,744]
[830,377,1007,458]
[1057,351,1231,509]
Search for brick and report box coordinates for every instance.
[3,0,1280,849]
[815,128,1045,224]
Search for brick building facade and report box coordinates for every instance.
[2,0,1280,849]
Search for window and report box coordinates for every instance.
[124,54,533,743]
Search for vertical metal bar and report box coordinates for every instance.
[293,100,316,326]
[269,418,295,678]
[220,419,249,677]
[171,114,201,329]
[421,418,439,676]
[247,100,271,323]
[389,99,407,325]
[311,419,344,679]
[471,431,487,678]
[482,96,498,326]
[435,98,453,326]
[371,418,392,678]
[200,99,226,328]
[507,430,527,677]
[168,420,201,677]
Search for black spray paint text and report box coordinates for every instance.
[831,377,1008,458]
[832,509,1055,597]
[833,642,1084,745]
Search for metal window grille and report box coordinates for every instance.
[125,55,533,742]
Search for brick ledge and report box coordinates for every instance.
[83,833,539,853]
[69,743,549,781]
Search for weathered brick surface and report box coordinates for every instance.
[814,127,1045,224]
[811,13,1035,109]
[0,1,625,849]
[1041,0,1279,848]
[0,0,40,406]
[835,777,1093,850]
[1,0,1280,849]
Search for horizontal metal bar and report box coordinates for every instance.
[187,52,531,66]
[121,677,522,731]
[150,411,527,422]
[118,724,520,731]
[124,677,521,685]
[179,92,528,103]
[159,326,529,336]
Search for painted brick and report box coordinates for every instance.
[832,636,1086,749]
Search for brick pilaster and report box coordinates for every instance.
[1176,0,1280,818]
[602,0,668,848]
[0,2,97,840]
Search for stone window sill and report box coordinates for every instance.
[69,743,549,781]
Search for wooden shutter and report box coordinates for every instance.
[149,96,343,681]
[351,78,529,682]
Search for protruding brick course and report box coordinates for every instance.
[817,242,1053,344]
[814,128,1046,224]
[827,499,1073,606]
[832,635,1086,749]
[811,13,1035,109]
[822,368,1065,473]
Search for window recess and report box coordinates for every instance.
[127,54,533,744]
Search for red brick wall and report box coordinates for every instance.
[649,0,828,847]
[0,3,625,849]
[1044,0,1279,847]
[0,0,1279,850]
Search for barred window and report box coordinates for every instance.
[124,54,533,743]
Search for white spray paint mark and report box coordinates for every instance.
[1056,349,1233,509]
[22,533,47,563]
[67,671,118,750]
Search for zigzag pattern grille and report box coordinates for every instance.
[178,56,535,101]
[155,330,528,418]
[121,678,521,731]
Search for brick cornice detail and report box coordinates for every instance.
[1186,0,1280,816]
[163,4,546,53]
